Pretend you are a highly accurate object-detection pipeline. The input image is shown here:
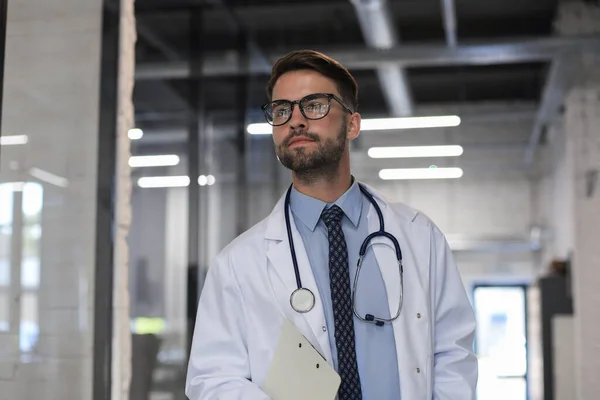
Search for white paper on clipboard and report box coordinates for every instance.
[262,319,341,400]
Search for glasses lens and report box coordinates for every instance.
[265,101,292,125]
[300,94,330,120]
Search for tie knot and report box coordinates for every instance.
[321,205,344,228]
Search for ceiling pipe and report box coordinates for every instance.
[349,0,413,116]
[441,0,458,47]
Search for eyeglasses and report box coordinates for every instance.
[261,93,354,126]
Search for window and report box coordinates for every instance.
[0,183,14,332]
[0,182,43,351]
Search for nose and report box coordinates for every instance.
[288,104,308,130]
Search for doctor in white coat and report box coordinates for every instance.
[186,49,478,400]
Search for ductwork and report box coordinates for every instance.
[350,0,413,116]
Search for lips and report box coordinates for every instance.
[288,137,315,147]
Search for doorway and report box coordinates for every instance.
[473,284,529,400]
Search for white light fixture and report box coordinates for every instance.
[379,167,463,180]
[0,135,29,145]
[246,115,460,135]
[129,155,180,168]
[368,145,464,159]
[138,175,190,188]
[128,128,144,140]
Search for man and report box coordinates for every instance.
[186,50,478,399]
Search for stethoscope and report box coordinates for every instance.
[285,183,404,327]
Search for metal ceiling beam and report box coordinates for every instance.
[350,0,412,116]
[135,35,600,80]
[441,0,458,47]
[524,53,580,167]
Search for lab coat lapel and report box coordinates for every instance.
[364,185,431,398]
[264,195,333,363]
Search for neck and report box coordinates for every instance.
[291,160,353,203]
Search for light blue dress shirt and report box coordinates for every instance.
[289,181,401,400]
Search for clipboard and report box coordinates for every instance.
[262,319,341,400]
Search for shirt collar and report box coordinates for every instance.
[289,179,363,231]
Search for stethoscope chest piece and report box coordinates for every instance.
[290,288,315,313]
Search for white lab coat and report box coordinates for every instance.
[186,183,478,400]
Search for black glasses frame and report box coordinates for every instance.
[261,93,354,126]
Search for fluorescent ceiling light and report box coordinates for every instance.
[247,115,460,135]
[368,145,464,159]
[198,175,216,186]
[361,116,460,131]
[379,167,463,180]
[247,123,272,135]
[129,155,180,168]
[0,135,29,145]
[128,128,144,140]
[138,175,190,188]
[138,175,216,188]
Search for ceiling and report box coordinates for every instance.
[130,0,597,181]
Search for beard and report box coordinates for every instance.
[276,120,347,184]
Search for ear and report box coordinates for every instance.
[346,112,361,141]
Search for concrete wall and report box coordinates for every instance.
[525,119,575,400]
[534,121,575,271]
[547,2,600,398]
[552,315,575,400]
[564,72,600,400]
[0,0,104,398]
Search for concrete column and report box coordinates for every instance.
[555,2,600,399]
[112,0,135,399]
[564,83,600,399]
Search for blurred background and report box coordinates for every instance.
[0,0,599,399]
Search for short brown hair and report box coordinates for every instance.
[266,49,359,112]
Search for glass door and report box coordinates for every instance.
[473,284,528,400]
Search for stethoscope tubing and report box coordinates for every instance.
[284,183,404,324]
